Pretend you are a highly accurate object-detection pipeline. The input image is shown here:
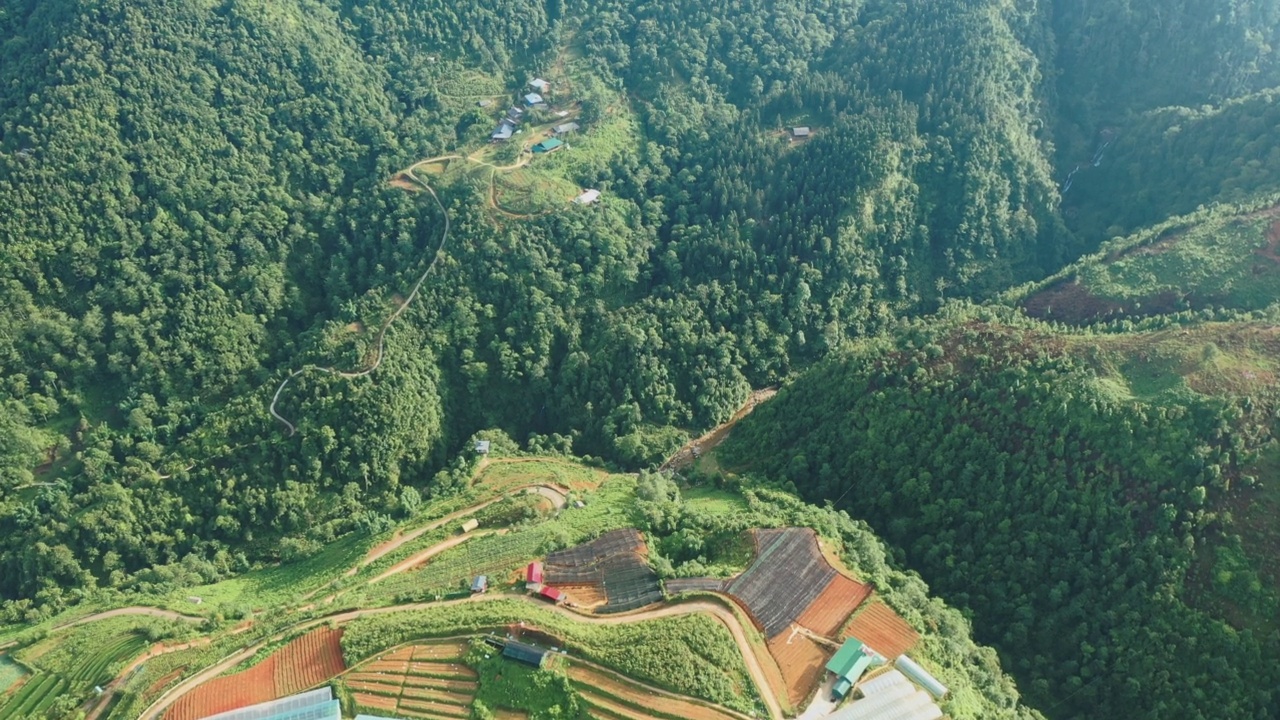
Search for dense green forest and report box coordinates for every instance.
[1,0,1279,715]
[722,310,1280,719]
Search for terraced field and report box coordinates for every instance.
[0,629,149,719]
[567,663,742,720]
[343,640,479,720]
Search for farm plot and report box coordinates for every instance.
[0,655,26,695]
[0,627,150,718]
[596,554,663,613]
[566,663,741,720]
[727,528,836,637]
[343,640,478,720]
[841,601,920,659]
[546,529,646,568]
[411,530,552,594]
[663,578,728,595]
[163,627,346,720]
[796,574,873,637]
[765,633,830,708]
[544,530,662,612]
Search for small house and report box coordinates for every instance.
[527,561,544,583]
[461,518,480,533]
[573,500,586,509]
[502,639,548,667]
[471,575,489,593]
[478,99,494,108]
[506,107,524,123]
[538,585,566,604]
[553,122,580,136]
[523,92,544,106]
[475,439,491,454]
[791,126,811,139]
[573,189,601,205]
[532,138,564,154]
[491,122,514,142]
[529,78,550,92]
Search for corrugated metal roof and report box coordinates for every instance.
[828,683,914,720]
[825,638,865,675]
[845,690,935,720]
[502,640,548,667]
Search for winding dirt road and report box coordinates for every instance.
[269,179,451,435]
[139,595,783,720]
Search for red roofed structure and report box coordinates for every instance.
[539,586,566,604]
[527,561,544,584]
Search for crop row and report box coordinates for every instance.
[0,672,68,720]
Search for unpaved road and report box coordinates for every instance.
[56,606,204,631]
[369,530,497,584]
[349,483,567,579]
[140,595,783,720]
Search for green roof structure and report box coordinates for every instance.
[825,638,865,676]
[826,638,876,700]
[532,138,564,153]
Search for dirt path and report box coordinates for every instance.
[84,637,212,720]
[350,483,568,579]
[54,607,205,631]
[139,596,783,720]
[663,388,778,471]
[369,530,496,584]
[269,178,451,435]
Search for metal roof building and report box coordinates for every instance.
[471,575,488,593]
[532,138,564,153]
[553,122,580,135]
[573,189,601,205]
[461,518,480,533]
[826,638,877,700]
[524,92,544,106]
[827,666,945,720]
[527,561,544,583]
[502,640,549,667]
[198,688,339,720]
[538,585,566,603]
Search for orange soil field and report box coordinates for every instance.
[578,690,654,720]
[766,633,831,708]
[398,698,469,718]
[842,602,920,659]
[164,627,346,720]
[796,574,873,637]
[567,664,740,720]
[347,641,478,720]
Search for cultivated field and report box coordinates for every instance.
[764,633,830,709]
[0,624,150,719]
[727,528,838,637]
[545,529,663,612]
[163,627,345,720]
[568,662,744,720]
[796,574,874,637]
[341,640,478,720]
[842,602,920,659]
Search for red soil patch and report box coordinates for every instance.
[145,667,186,697]
[797,574,873,637]
[411,642,469,661]
[398,699,469,718]
[567,664,741,720]
[164,627,346,720]
[354,691,400,711]
[842,602,919,659]
[766,633,832,708]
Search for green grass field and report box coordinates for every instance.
[0,656,25,695]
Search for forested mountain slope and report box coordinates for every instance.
[0,2,1279,702]
[722,310,1280,720]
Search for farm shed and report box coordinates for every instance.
[791,126,811,138]
[826,638,876,700]
[460,518,480,533]
[573,189,601,205]
[471,575,489,593]
[529,78,550,91]
[554,122,580,135]
[532,138,564,153]
[524,92,544,106]
[197,688,339,720]
[491,122,514,142]
[527,561,544,583]
[895,655,948,699]
[502,640,549,667]
[475,439,491,454]
[539,585,566,604]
